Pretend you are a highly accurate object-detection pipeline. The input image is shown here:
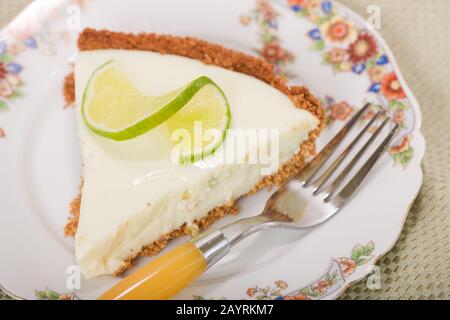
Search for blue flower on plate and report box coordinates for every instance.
[326,95,336,106]
[376,54,389,65]
[24,37,38,48]
[7,63,22,74]
[369,82,381,93]
[352,63,366,74]
[291,5,303,12]
[308,28,321,40]
[322,1,332,14]
[268,20,278,29]
[0,41,6,55]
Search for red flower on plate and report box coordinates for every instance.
[72,0,89,8]
[313,280,331,293]
[338,257,356,277]
[390,136,410,154]
[348,33,377,63]
[288,0,309,6]
[257,0,277,21]
[0,128,5,138]
[381,72,406,100]
[58,294,78,300]
[0,63,7,80]
[260,41,293,64]
[362,106,376,120]
[330,101,353,121]
[247,288,256,297]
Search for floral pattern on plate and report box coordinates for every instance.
[34,288,79,300]
[242,0,415,168]
[0,38,33,112]
[0,0,90,138]
[1,242,373,301]
[0,0,424,301]
[291,0,415,167]
[241,0,295,79]
[194,241,375,300]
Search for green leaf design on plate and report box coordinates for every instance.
[312,40,325,51]
[0,53,14,63]
[0,100,8,111]
[316,15,333,25]
[392,146,414,168]
[10,90,24,100]
[366,59,375,69]
[296,10,308,18]
[355,256,372,265]
[351,241,375,266]
[351,243,364,260]
[261,32,277,44]
[272,289,282,297]
[388,100,408,110]
[363,241,375,256]
[35,289,61,300]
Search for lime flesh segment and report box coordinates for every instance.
[81,60,231,162]
[166,83,232,163]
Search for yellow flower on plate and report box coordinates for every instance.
[339,61,352,72]
[240,15,250,26]
[0,80,13,98]
[5,74,20,87]
[275,280,288,290]
[369,66,386,83]
[309,14,320,24]
[306,0,321,11]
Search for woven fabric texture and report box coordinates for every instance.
[0,0,449,300]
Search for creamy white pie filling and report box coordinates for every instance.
[74,50,318,278]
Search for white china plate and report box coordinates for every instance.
[0,0,425,300]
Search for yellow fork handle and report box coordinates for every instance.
[98,242,207,300]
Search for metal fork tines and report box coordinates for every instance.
[297,103,400,209]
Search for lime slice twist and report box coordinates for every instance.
[81,60,231,163]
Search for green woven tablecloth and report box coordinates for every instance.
[1,0,449,300]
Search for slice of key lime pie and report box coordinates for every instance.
[67,29,325,279]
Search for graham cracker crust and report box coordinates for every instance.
[63,73,75,107]
[65,28,325,276]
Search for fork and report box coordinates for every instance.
[99,103,400,300]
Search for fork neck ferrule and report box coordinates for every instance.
[191,229,230,268]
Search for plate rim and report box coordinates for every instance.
[0,0,426,300]
[318,0,426,299]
